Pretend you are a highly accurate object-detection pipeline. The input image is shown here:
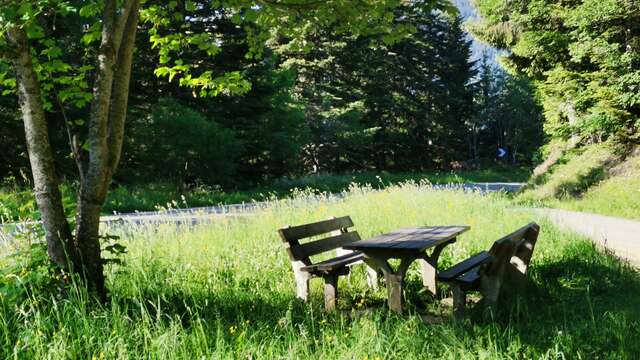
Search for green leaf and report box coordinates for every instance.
[25,23,45,39]
[79,3,100,18]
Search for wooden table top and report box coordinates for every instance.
[343,225,470,253]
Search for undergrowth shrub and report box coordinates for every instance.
[0,244,67,309]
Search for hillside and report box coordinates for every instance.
[519,143,640,220]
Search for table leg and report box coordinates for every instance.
[368,255,417,313]
[419,238,456,295]
[385,272,403,312]
[363,258,380,290]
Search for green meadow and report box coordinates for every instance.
[1,183,638,359]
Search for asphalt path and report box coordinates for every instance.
[536,208,640,267]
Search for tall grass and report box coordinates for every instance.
[0,168,529,222]
[1,183,639,358]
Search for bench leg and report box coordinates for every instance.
[323,273,338,311]
[292,261,311,301]
[452,286,466,319]
[479,274,502,314]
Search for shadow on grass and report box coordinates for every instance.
[468,241,640,356]
[113,284,311,332]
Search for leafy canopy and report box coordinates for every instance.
[0,0,415,104]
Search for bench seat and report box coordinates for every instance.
[437,251,492,282]
[301,251,366,274]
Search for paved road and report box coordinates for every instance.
[0,182,524,246]
[537,208,640,267]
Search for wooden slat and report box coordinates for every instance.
[437,251,492,282]
[293,231,360,258]
[455,267,481,287]
[279,216,354,242]
[509,223,540,276]
[301,252,365,273]
[485,237,517,276]
[495,222,537,244]
[343,226,468,252]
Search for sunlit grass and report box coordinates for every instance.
[521,146,640,220]
[0,167,529,222]
[1,183,639,358]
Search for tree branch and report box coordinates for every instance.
[84,0,118,202]
[107,0,140,179]
[257,0,326,8]
[56,92,86,181]
[113,0,137,54]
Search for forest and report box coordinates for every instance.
[0,0,544,190]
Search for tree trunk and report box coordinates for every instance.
[7,28,75,268]
[73,0,139,300]
[8,0,139,302]
[75,199,106,299]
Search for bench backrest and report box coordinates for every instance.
[486,222,540,279]
[508,222,540,279]
[278,216,361,265]
[485,237,517,277]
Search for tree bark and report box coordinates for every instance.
[7,28,75,268]
[73,0,138,300]
[107,0,140,178]
[73,0,119,300]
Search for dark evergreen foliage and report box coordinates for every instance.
[0,2,543,188]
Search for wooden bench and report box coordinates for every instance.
[437,222,540,317]
[278,216,378,310]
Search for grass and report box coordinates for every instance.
[1,183,639,358]
[0,167,530,222]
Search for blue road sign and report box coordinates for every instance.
[497,147,507,158]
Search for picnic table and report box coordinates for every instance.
[343,225,469,312]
